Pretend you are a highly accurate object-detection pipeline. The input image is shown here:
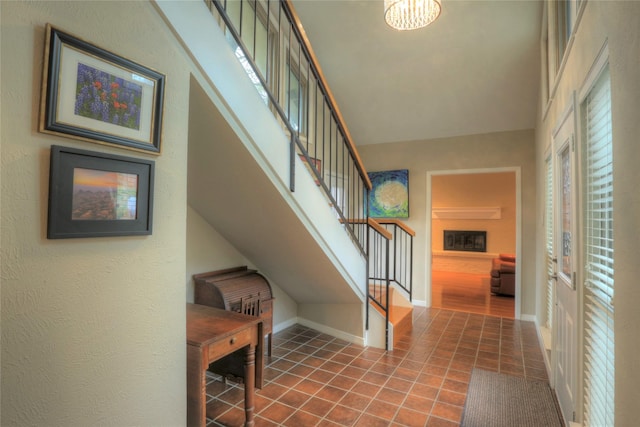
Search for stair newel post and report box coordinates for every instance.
[365,221,370,332]
[409,232,414,301]
[289,133,296,192]
[384,235,390,351]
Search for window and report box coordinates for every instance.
[581,65,614,427]
[285,59,307,133]
[555,0,571,66]
[222,0,278,106]
[282,32,309,135]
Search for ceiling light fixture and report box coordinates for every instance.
[384,0,442,31]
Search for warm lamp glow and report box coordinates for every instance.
[384,0,442,31]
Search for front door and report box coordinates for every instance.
[552,106,578,425]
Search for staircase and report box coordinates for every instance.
[367,219,415,350]
[159,0,414,351]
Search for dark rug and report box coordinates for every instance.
[461,369,563,427]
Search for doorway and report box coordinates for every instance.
[427,168,520,319]
[550,103,578,423]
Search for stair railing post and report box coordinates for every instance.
[384,236,390,351]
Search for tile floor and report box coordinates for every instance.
[205,307,548,426]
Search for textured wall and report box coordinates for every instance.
[1,2,188,425]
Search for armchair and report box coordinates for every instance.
[490,254,516,296]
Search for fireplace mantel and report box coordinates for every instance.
[432,207,501,220]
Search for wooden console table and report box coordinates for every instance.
[186,303,263,427]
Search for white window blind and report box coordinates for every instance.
[582,66,614,427]
[545,154,554,330]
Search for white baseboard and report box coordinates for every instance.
[412,299,427,307]
[296,317,365,347]
[273,317,299,334]
[520,313,537,322]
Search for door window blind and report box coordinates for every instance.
[545,154,554,330]
[582,66,614,427]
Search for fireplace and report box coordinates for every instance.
[443,230,486,252]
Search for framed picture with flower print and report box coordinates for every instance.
[39,24,165,154]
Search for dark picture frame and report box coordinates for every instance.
[40,24,165,154]
[443,230,487,252]
[47,145,154,239]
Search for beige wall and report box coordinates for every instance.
[432,172,516,254]
[359,129,536,315]
[533,2,640,423]
[186,206,298,328]
[0,2,191,425]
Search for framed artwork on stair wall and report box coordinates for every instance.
[368,169,409,218]
[47,145,155,239]
[39,24,165,154]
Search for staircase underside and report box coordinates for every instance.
[187,76,363,306]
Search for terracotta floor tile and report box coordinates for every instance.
[308,368,337,384]
[277,389,311,408]
[340,365,367,380]
[259,401,296,424]
[288,363,314,378]
[351,380,382,397]
[272,372,303,388]
[301,396,335,417]
[252,414,281,427]
[354,413,393,427]
[215,405,245,426]
[329,374,358,391]
[361,371,389,386]
[441,378,468,394]
[385,376,414,393]
[376,387,406,406]
[426,415,461,426]
[338,391,373,411]
[325,404,361,426]
[394,407,429,426]
[257,383,289,400]
[410,384,441,403]
[205,308,550,427]
[316,384,348,402]
[295,378,326,395]
[402,394,434,414]
[437,389,467,407]
[281,410,322,426]
[430,401,463,423]
[366,399,399,421]
[206,399,233,420]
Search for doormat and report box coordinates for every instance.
[461,368,563,427]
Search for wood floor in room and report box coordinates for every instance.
[431,270,515,319]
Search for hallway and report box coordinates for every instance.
[432,271,515,319]
[205,307,547,426]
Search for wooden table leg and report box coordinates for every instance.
[187,344,205,427]
[243,345,256,427]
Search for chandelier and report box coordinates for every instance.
[384,0,442,31]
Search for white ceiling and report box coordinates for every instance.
[291,0,543,145]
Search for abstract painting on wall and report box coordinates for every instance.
[368,169,409,218]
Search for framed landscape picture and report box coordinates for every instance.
[40,24,165,154]
[368,169,409,218]
[47,145,154,238]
